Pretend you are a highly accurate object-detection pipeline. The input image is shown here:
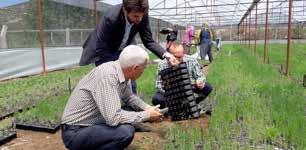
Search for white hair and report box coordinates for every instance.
[119,45,149,68]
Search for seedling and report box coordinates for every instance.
[160,107,169,114]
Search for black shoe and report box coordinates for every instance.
[134,123,151,132]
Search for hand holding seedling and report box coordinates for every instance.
[145,105,163,122]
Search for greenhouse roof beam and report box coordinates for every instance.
[238,0,260,26]
[150,0,286,10]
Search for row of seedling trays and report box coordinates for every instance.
[0,79,72,120]
[0,67,91,146]
[0,66,90,120]
[0,92,69,146]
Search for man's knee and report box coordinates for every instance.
[116,124,135,144]
[204,82,213,94]
[152,92,166,108]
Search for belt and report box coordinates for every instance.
[61,124,88,131]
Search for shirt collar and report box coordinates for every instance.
[124,14,134,26]
[114,60,126,84]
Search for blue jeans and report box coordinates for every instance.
[61,124,135,150]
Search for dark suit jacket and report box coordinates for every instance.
[79,4,165,66]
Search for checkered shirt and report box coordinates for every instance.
[61,61,150,126]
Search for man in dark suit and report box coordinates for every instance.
[80,0,177,66]
[79,0,177,94]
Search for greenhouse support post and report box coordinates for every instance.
[264,0,269,63]
[285,0,293,77]
[37,0,46,75]
[254,3,258,54]
[93,0,99,27]
[248,10,251,48]
[0,25,8,49]
[157,19,160,43]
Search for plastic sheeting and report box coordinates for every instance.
[0,47,82,81]
[0,43,159,81]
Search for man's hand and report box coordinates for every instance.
[196,80,205,89]
[145,105,163,122]
[163,52,179,66]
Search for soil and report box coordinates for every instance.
[0,115,210,150]
[1,64,212,150]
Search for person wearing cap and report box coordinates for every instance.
[62,45,164,150]
[152,42,213,111]
[79,0,178,94]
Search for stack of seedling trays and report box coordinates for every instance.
[160,63,200,121]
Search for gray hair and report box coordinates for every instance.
[119,45,149,68]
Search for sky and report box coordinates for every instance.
[0,0,29,8]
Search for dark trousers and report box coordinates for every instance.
[152,82,213,109]
[200,43,213,63]
[61,124,135,150]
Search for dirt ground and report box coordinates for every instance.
[1,64,212,150]
[1,115,210,150]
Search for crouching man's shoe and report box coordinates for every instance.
[134,123,152,132]
[198,100,213,115]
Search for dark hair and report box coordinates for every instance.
[123,0,149,13]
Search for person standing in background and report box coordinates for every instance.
[182,25,195,55]
[216,31,222,51]
[199,23,213,63]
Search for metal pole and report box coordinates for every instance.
[254,3,258,54]
[285,0,293,77]
[239,25,241,45]
[249,10,251,48]
[264,0,269,63]
[37,0,46,75]
[94,0,99,27]
[245,19,247,47]
[244,18,246,47]
[157,19,160,43]
[243,20,244,46]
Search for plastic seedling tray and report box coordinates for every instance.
[16,122,60,133]
[0,112,14,121]
[0,105,36,121]
[0,131,17,146]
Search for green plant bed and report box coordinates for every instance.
[253,43,306,84]
[207,44,305,149]
[0,65,93,118]
[15,94,69,133]
[164,44,306,149]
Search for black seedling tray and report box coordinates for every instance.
[16,123,60,133]
[0,131,17,146]
[0,112,14,121]
[160,62,200,121]
[0,105,35,121]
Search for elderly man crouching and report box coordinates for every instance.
[61,45,163,150]
[152,42,213,113]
